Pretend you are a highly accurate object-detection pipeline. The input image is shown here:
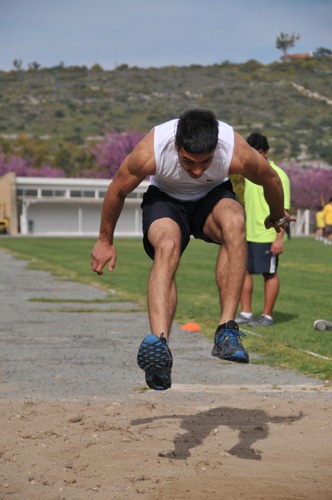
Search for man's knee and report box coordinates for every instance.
[147,218,185,264]
[263,272,277,280]
[219,204,246,243]
[219,200,245,227]
[153,236,181,264]
[229,208,246,232]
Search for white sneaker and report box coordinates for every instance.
[313,320,332,331]
[247,315,275,327]
[235,312,253,324]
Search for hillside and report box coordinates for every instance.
[1,58,332,165]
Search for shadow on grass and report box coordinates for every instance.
[273,311,298,324]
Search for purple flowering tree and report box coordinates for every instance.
[2,138,331,210]
[281,163,332,209]
[89,130,145,178]
[0,150,64,178]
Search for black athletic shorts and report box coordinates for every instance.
[141,180,236,259]
[247,242,279,274]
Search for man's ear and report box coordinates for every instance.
[259,150,269,159]
[174,140,179,152]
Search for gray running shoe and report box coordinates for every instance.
[313,319,332,331]
[247,314,275,327]
[235,312,254,324]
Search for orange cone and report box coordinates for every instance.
[181,322,201,332]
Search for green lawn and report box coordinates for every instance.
[1,236,331,380]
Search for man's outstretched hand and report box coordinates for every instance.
[91,240,117,275]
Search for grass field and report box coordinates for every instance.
[0,236,331,380]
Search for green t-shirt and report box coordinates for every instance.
[244,160,290,243]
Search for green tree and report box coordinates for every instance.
[28,61,41,71]
[314,47,332,57]
[91,63,103,72]
[13,59,23,71]
[54,146,72,174]
[276,32,300,59]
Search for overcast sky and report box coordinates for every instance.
[1,0,331,71]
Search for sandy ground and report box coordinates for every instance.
[0,248,331,499]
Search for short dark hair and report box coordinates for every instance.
[246,132,269,152]
[175,109,219,154]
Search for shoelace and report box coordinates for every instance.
[222,328,246,345]
[159,332,167,344]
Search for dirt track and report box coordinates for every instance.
[0,249,331,499]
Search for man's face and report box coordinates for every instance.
[177,147,214,179]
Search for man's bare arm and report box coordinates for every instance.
[229,133,291,231]
[91,131,155,274]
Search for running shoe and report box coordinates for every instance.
[313,319,332,331]
[247,314,274,327]
[211,320,249,363]
[137,333,173,390]
[235,312,254,324]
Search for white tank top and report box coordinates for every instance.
[151,118,234,201]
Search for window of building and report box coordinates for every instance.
[54,190,66,197]
[42,189,66,197]
[127,192,143,199]
[41,190,53,197]
[70,190,82,197]
[83,191,95,198]
[17,189,38,197]
[70,190,96,198]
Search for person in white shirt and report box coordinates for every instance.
[91,109,294,390]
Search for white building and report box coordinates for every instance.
[1,175,150,236]
[0,173,309,237]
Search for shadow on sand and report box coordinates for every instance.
[132,406,303,461]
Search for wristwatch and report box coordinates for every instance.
[270,216,287,227]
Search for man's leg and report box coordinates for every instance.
[327,227,332,243]
[137,217,182,390]
[247,272,279,327]
[203,198,249,362]
[203,198,247,324]
[240,272,254,314]
[235,271,254,324]
[146,217,182,339]
[262,273,280,317]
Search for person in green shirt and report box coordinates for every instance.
[236,133,291,327]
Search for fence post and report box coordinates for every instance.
[296,209,310,236]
